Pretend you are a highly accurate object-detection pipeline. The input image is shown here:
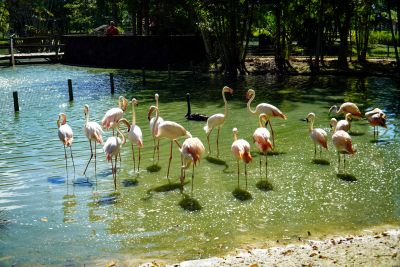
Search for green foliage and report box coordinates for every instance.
[369,31,394,45]
[0,2,9,37]
[64,0,97,33]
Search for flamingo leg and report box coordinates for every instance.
[237,160,240,188]
[152,138,156,163]
[83,141,93,176]
[244,163,248,190]
[319,146,322,158]
[216,127,221,158]
[191,163,195,195]
[138,147,141,172]
[344,154,346,173]
[63,145,68,181]
[337,152,341,173]
[314,143,317,158]
[268,120,276,148]
[114,155,118,190]
[259,154,262,176]
[206,128,213,155]
[94,142,97,176]
[157,139,160,163]
[69,146,76,180]
[265,153,268,180]
[131,144,136,171]
[166,140,173,181]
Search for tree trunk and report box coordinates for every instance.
[315,0,324,71]
[388,0,400,66]
[336,1,353,68]
[111,0,118,24]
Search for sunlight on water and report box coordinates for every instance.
[0,65,399,265]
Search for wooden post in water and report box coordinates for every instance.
[142,67,146,86]
[10,36,15,68]
[68,79,73,101]
[13,91,19,112]
[168,64,171,80]
[110,73,115,94]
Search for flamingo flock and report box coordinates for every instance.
[57,86,387,194]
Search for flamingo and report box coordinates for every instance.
[330,113,352,133]
[148,106,192,180]
[365,108,387,138]
[83,104,103,176]
[57,113,75,180]
[185,93,208,121]
[329,102,361,118]
[253,114,273,179]
[101,95,128,133]
[203,86,233,158]
[103,119,128,190]
[246,89,287,147]
[306,112,328,159]
[231,128,252,189]
[332,121,356,173]
[149,93,164,162]
[127,98,143,172]
[179,137,205,193]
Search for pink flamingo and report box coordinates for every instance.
[332,122,356,173]
[149,93,164,163]
[365,108,387,138]
[148,106,192,180]
[330,113,352,133]
[103,119,128,190]
[246,89,287,147]
[57,113,75,179]
[101,96,128,133]
[329,102,361,118]
[127,98,143,172]
[253,114,273,179]
[83,104,103,176]
[306,112,328,159]
[231,128,252,189]
[179,137,205,193]
[203,86,233,158]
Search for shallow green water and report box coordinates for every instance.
[0,65,399,265]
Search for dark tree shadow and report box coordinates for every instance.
[232,188,252,201]
[179,194,202,211]
[337,173,357,182]
[312,159,330,165]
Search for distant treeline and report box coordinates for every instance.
[0,0,399,74]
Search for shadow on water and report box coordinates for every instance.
[205,156,229,172]
[122,178,139,187]
[97,169,113,177]
[232,188,252,201]
[370,139,390,145]
[256,180,273,192]
[267,150,286,156]
[73,177,93,187]
[178,194,202,211]
[349,131,365,136]
[47,176,66,184]
[337,173,358,182]
[312,159,330,165]
[146,164,162,173]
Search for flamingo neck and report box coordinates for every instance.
[258,117,265,128]
[132,104,136,125]
[247,93,256,114]
[308,118,314,132]
[223,90,228,118]
[152,107,159,137]
[85,111,89,125]
[233,133,238,141]
[115,126,126,145]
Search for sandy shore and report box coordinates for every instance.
[138,228,399,267]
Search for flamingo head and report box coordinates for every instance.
[132,98,138,107]
[119,96,128,111]
[147,105,158,121]
[83,104,89,116]
[329,105,338,115]
[246,89,255,100]
[223,86,233,95]
[259,113,268,124]
[57,113,66,127]
[306,112,315,123]
[345,113,352,121]
[330,118,337,129]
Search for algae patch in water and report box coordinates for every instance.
[146,164,162,172]
[232,188,252,201]
[179,195,202,211]
[256,180,273,191]
[148,182,187,193]
[312,159,330,165]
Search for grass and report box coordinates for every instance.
[312,159,330,165]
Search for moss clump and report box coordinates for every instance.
[256,180,273,191]
[122,178,138,187]
[232,188,252,201]
[146,164,161,172]
[312,159,330,165]
[108,191,121,198]
[337,173,357,182]
[149,182,187,193]
[179,195,202,211]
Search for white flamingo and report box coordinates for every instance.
[246,89,287,147]
[149,93,164,162]
[83,104,103,176]
[330,113,352,133]
[127,98,143,172]
[57,113,75,180]
[203,86,233,158]
[101,95,128,133]
[306,112,328,159]
[148,106,192,180]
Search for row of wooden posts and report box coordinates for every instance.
[12,65,196,112]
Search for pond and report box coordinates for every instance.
[0,65,399,265]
